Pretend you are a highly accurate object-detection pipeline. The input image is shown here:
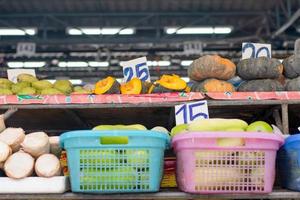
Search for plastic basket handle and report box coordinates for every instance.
[100,136,129,145]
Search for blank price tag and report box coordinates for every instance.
[242,42,271,59]
[175,100,209,125]
[7,69,36,83]
[120,57,150,82]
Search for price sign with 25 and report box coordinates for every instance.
[121,57,151,82]
[242,42,271,60]
[175,101,209,125]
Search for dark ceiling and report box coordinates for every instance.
[0,0,283,13]
[0,0,299,79]
[0,0,299,48]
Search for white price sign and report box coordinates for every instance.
[7,69,36,83]
[242,42,271,59]
[183,42,202,55]
[120,57,150,82]
[175,100,209,125]
[17,43,36,56]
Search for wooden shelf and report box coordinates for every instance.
[0,189,299,200]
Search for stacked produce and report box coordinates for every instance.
[3,54,300,94]
[188,55,236,92]
[93,124,147,131]
[0,73,190,95]
[283,55,300,91]
[120,78,151,94]
[171,118,274,138]
[94,74,189,95]
[237,57,285,91]
[94,76,121,94]
[149,74,190,93]
[60,124,169,189]
[0,79,13,95]
[170,119,274,158]
[0,127,61,179]
[93,124,169,135]
[0,74,92,95]
[187,54,300,92]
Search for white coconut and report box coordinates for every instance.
[0,128,25,152]
[35,154,61,177]
[21,132,50,158]
[0,140,11,162]
[4,152,34,179]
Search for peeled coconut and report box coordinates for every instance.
[0,115,5,132]
[0,128,25,152]
[4,152,34,179]
[0,141,11,162]
[35,154,61,177]
[21,132,50,158]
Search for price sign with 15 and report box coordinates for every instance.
[120,57,151,82]
[175,100,209,125]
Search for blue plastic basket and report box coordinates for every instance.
[60,130,170,193]
[277,134,300,191]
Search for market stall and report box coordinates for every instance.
[1,50,300,199]
[0,1,300,199]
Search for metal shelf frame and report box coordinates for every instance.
[0,99,293,134]
[0,189,299,200]
[0,99,299,199]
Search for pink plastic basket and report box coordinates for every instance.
[172,131,284,194]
